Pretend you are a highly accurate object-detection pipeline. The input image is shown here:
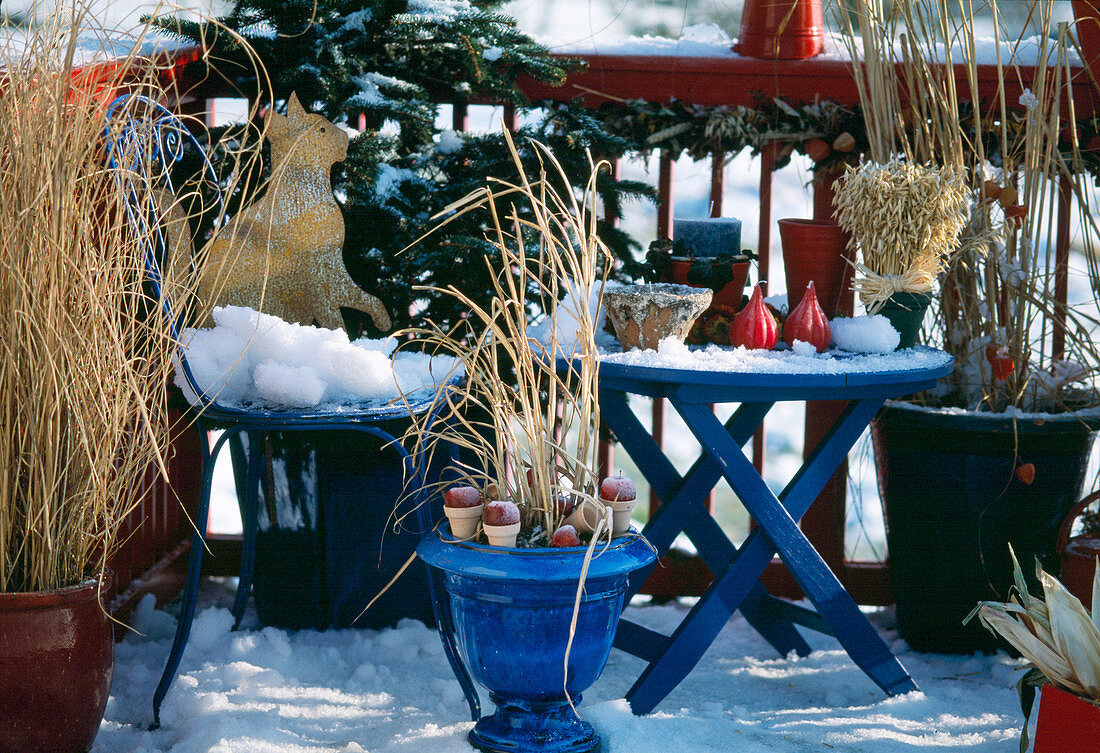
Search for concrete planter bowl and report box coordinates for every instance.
[604,283,712,351]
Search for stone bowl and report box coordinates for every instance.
[603,283,713,351]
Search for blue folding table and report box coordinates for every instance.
[579,349,953,715]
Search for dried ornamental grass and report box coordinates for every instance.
[834,0,1100,412]
[0,5,264,593]
[832,159,970,312]
[401,129,614,544]
[0,10,184,593]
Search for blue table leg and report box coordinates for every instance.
[643,399,917,700]
[151,424,237,728]
[231,431,263,629]
[601,392,811,662]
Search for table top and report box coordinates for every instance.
[561,345,954,403]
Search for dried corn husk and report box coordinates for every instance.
[970,547,1100,704]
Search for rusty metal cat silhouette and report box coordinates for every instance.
[200,92,391,332]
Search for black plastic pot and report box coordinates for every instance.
[872,403,1097,653]
[876,292,932,350]
[231,418,448,630]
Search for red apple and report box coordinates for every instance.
[599,475,636,503]
[484,499,520,526]
[551,525,581,547]
[444,486,482,508]
[553,494,574,517]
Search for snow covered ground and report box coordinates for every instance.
[95,584,1033,753]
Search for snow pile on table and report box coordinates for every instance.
[601,337,951,375]
[831,315,901,354]
[175,306,461,409]
[95,587,1031,753]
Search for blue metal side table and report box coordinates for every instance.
[573,348,953,715]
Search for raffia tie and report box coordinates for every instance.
[853,263,936,314]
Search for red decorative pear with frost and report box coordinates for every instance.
[729,285,778,350]
[783,281,831,352]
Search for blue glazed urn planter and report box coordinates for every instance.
[418,527,656,753]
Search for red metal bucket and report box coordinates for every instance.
[1057,491,1100,611]
[734,0,825,60]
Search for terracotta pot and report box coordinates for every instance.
[734,0,825,60]
[1033,684,1100,753]
[1058,491,1100,611]
[669,256,751,310]
[778,218,854,318]
[0,576,114,753]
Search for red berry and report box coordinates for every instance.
[599,476,637,503]
[484,499,520,526]
[551,525,581,547]
[444,486,482,508]
[1015,463,1036,485]
[985,343,1015,382]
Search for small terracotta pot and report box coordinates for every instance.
[0,576,114,753]
[669,257,751,310]
[608,499,636,537]
[1057,491,1100,610]
[483,521,521,548]
[734,0,825,60]
[778,218,854,318]
[565,500,608,535]
[444,504,484,540]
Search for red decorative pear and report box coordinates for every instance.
[783,281,831,352]
[728,285,778,350]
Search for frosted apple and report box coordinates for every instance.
[484,499,520,526]
[599,476,637,503]
[551,525,582,548]
[444,486,482,508]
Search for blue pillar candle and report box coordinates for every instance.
[672,217,742,257]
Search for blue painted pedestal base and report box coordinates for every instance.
[469,693,599,753]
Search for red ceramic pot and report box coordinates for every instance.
[734,0,825,60]
[669,257,750,310]
[1033,684,1100,753]
[778,218,854,318]
[1058,491,1100,611]
[0,576,114,753]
